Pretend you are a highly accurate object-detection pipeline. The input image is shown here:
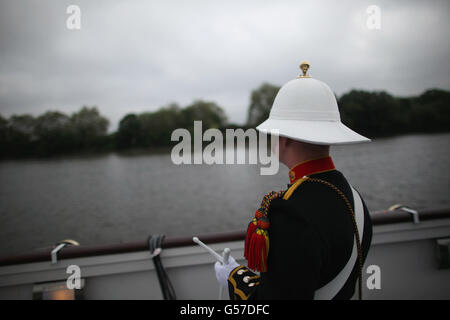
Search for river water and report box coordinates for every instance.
[0,133,449,256]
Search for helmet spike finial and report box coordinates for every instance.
[298,60,311,78]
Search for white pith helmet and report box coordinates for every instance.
[256,61,371,145]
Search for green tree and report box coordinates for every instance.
[181,100,227,131]
[70,106,109,150]
[338,90,403,137]
[246,83,280,127]
[124,100,227,148]
[410,89,450,132]
[116,113,141,149]
[34,111,72,155]
[7,114,37,156]
[0,115,8,157]
[138,103,184,147]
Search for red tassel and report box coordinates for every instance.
[249,233,257,270]
[248,229,268,272]
[244,218,257,259]
[244,191,284,272]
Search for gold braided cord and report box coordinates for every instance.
[260,191,285,217]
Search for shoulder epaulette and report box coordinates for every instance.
[283,176,309,200]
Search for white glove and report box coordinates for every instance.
[214,256,240,287]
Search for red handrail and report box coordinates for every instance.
[0,208,448,267]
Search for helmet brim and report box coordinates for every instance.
[256,119,371,145]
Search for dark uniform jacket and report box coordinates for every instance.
[228,168,373,300]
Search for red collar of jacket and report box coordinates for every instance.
[288,156,336,184]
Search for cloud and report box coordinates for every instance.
[0,0,449,130]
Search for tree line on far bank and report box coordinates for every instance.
[0,86,449,158]
[246,84,450,137]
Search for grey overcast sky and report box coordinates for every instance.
[0,0,449,130]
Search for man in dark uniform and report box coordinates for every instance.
[214,61,373,300]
